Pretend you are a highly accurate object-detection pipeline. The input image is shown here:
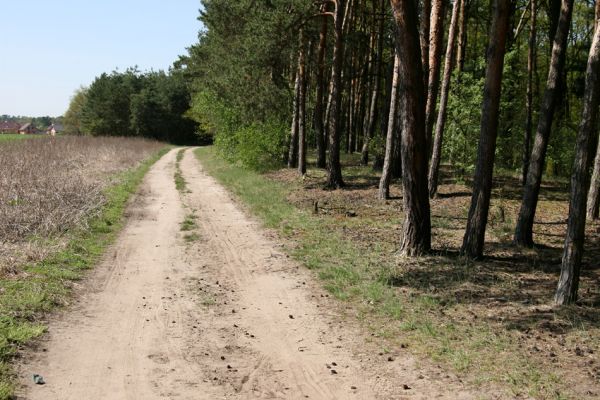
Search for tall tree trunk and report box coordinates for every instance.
[461,0,511,259]
[288,72,300,168]
[347,72,355,153]
[421,0,431,89]
[380,48,395,147]
[514,0,574,247]
[424,0,447,151]
[556,6,600,305]
[587,142,600,219]
[379,49,401,200]
[326,0,347,189]
[390,0,431,256]
[361,0,385,165]
[314,10,328,169]
[523,0,537,184]
[456,0,468,73]
[587,3,600,220]
[428,0,461,198]
[298,30,307,176]
[392,103,403,178]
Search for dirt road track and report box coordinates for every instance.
[17,148,486,399]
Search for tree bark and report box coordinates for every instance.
[379,49,401,200]
[288,72,300,168]
[514,0,574,247]
[428,0,461,198]
[456,0,468,73]
[461,0,511,259]
[392,102,403,178]
[297,30,307,176]
[326,0,346,189]
[390,0,431,256]
[425,0,447,151]
[587,140,600,219]
[314,10,328,169]
[421,0,431,89]
[556,7,600,305]
[523,0,536,185]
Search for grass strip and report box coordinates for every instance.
[0,146,170,399]
[195,146,575,400]
[0,135,44,143]
[175,148,187,192]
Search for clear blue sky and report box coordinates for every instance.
[0,0,202,117]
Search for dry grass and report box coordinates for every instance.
[0,136,164,275]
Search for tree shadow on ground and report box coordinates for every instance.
[384,241,600,333]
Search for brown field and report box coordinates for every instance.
[0,136,164,276]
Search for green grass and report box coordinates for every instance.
[175,148,187,192]
[181,214,197,232]
[194,146,577,400]
[0,134,44,143]
[183,232,200,243]
[0,146,169,399]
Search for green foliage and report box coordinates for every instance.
[63,86,88,135]
[181,0,315,169]
[78,69,198,144]
[444,72,484,172]
[190,90,287,170]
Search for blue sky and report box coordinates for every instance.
[0,0,202,117]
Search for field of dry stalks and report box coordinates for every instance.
[0,136,164,275]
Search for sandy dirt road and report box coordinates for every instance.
[17,148,487,399]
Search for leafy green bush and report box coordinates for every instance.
[444,73,484,171]
[189,90,287,171]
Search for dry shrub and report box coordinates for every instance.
[0,136,163,274]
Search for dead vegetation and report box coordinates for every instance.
[0,136,163,275]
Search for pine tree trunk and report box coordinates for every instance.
[587,145,600,219]
[461,0,511,259]
[428,0,461,198]
[379,50,401,200]
[456,0,468,73]
[390,0,431,256]
[314,11,328,169]
[288,72,300,168]
[421,0,431,88]
[392,105,403,179]
[523,0,536,184]
[425,0,447,151]
[514,0,574,247]
[326,0,346,189]
[298,30,307,176]
[556,7,600,305]
[347,71,355,153]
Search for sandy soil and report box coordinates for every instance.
[16,149,491,399]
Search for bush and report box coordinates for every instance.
[189,90,287,171]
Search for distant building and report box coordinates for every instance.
[18,123,39,135]
[0,120,21,133]
[46,123,63,136]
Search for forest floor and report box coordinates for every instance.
[261,153,600,400]
[195,148,599,400]
[16,148,493,400]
